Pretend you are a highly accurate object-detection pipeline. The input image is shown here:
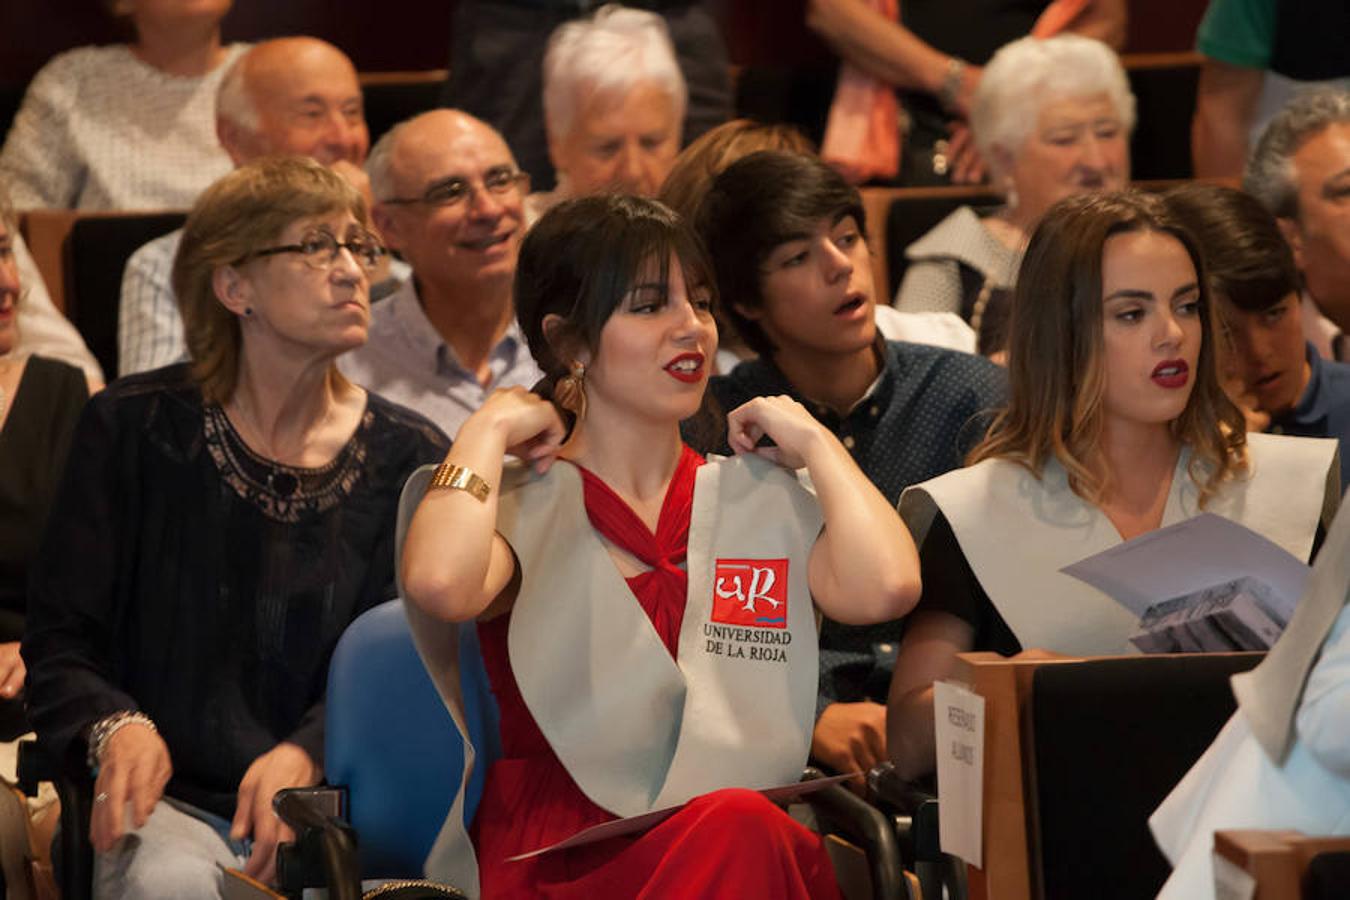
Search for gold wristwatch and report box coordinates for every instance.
[429,462,492,502]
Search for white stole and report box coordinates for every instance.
[1233,498,1350,763]
[898,433,1339,656]
[1151,561,1350,898]
[398,453,823,896]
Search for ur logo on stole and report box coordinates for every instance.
[712,559,789,628]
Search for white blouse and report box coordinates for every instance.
[0,43,247,211]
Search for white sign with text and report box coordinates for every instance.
[934,680,986,868]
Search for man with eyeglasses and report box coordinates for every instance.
[118,37,383,377]
[338,109,544,439]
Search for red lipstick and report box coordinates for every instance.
[664,352,705,384]
[1152,359,1189,389]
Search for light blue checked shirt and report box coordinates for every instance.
[337,278,544,440]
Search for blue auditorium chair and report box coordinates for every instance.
[323,599,499,879]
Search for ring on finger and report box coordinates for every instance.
[95,792,109,804]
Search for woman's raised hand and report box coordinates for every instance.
[728,394,921,626]
[405,387,558,623]
[726,395,832,469]
[475,387,569,472]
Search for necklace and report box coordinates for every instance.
[266,464,299,498]
[224,395,336,498]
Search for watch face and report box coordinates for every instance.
[432,464,490,501]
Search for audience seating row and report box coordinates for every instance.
[6,46,1205,367]
[10,184,1004,385]
[865,178,1202,303]
[17,172,1213,388]
[24,637,1344,900]
[735,52,1203,185]
[1,48,1203,193]
[21,600,920,900]
[0,67,446,173]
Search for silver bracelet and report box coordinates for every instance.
[87,710,157,772]
[938,56,968,115]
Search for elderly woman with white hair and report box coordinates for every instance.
[894,34,1134,355]
[525,4,688,223]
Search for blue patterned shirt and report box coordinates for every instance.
[337,279,544,440]
[1270,343,1350,494]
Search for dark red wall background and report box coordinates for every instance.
[2,0,1208,86]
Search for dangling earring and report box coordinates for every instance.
[553,360,587,424]
[1003,176,1019,212]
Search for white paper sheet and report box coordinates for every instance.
[1060,513,1311,620]
[934,680,985,868]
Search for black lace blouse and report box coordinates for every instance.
[23,364,448,817]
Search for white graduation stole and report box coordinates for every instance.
[899,432,1339,656]
[398,453,823,897]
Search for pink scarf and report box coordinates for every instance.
[821,0,901,184]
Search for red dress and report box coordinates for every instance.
[471,447,841,899]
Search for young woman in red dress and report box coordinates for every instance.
[401,194,920,898]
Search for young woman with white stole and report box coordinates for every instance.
[887,191,1340,781]
[399,194,920,898]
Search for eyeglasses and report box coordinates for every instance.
[240,229,386,273]
[380,167,530,208]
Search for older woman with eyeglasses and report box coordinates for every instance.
[22,157,449,899]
